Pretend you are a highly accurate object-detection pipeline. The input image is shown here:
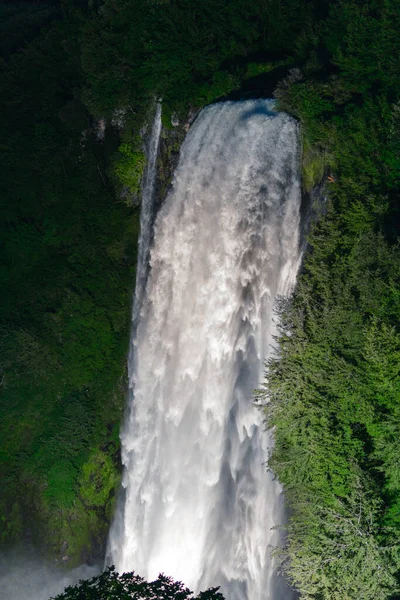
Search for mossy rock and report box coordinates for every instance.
[24,445,121,567]
[301,134,336,193]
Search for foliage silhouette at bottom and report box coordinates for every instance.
[52,566,225,600]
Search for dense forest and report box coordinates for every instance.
[0,0,399,598]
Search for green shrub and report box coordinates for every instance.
[114,143,145,196]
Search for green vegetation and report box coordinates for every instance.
[0,0,399,597]
[0,7,140,562]
[301,134,332,193]
[79,0,316,118]
[256,1,400,597]
[259,219,400,598]
[51,567,224,599]
[114,143,145,200]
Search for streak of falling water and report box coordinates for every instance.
[107,100,302,599]
[133,101,162,322]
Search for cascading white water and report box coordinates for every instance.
[133,101,162,321]
[107,99,302,599]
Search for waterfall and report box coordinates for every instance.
[107,99,302,599]
[133,101,162,322]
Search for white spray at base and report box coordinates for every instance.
[107,100,302,599]
[0,550,99,600]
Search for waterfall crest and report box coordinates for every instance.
[107,100,302,599]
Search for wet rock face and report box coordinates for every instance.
[154,107,200,213]
[155,123,186,211]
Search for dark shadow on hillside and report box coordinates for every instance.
[216,64,294,103]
